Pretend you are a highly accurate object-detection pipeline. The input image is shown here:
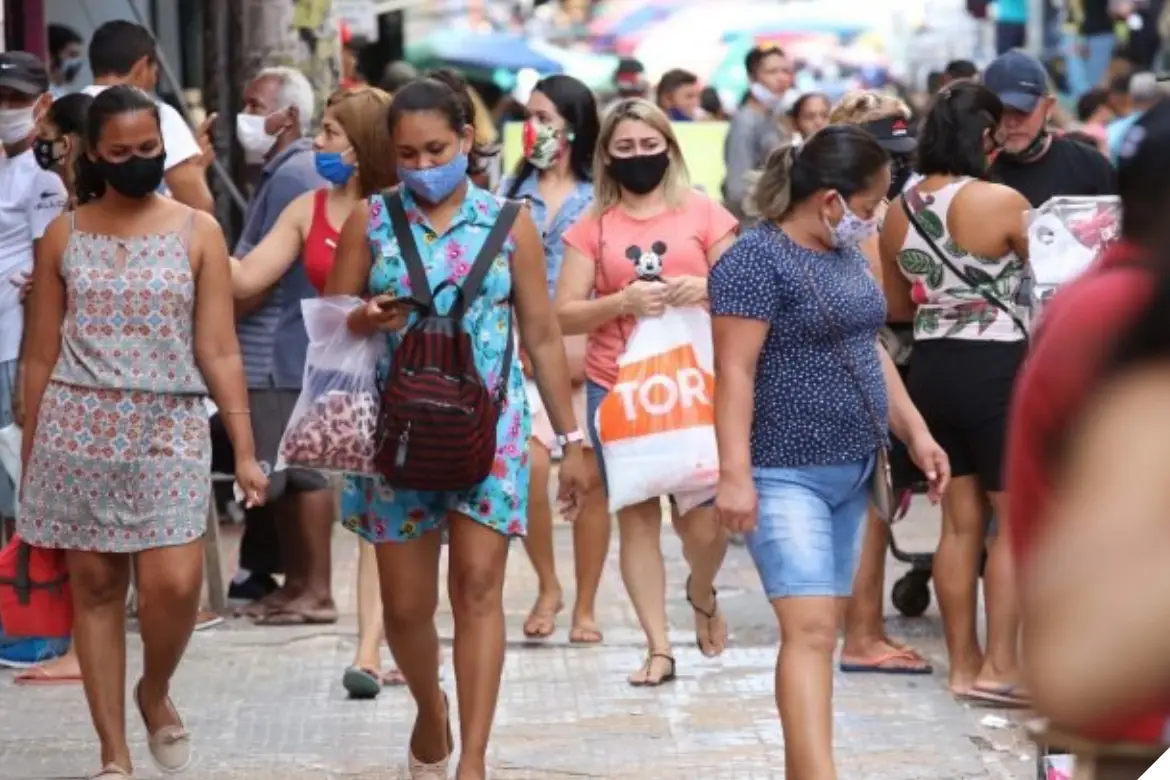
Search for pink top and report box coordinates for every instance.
[562,190,737,389]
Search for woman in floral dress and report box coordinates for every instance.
[326,70,589,780]
[19,85,267,780]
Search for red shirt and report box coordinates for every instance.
[1006,239,1168,744]
[304,189,340,294]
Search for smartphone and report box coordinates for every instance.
[377,295,425,311]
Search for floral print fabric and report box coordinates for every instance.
[340,184,531,543]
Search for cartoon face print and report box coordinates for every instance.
[625,241,667,281]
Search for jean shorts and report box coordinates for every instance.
[746,456,875,599]
[584,380,609,491]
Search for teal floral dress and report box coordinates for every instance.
[341,184,531,543]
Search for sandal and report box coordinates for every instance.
[342,666,382,700]
[628,653,677,687]
[408,692,453,779]
[91,765,134,779]
[568,624,604,645]
[522,598,563,640]
[134,680,193,773]
[685,575,727,658]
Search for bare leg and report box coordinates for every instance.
[570,449,609,643]
[775,596,842,780]
[840,510,930,672]
[67,550,134,771]
[352,538,385,672]
[272,488,337,620]
[618,499,672,684]
[448,513,511,780]
[933,476,988,694]
[976,492,1023,690]
[16,635,83,683]
[134,541,204,733]
[520,441,562,639]
[374,531,446,764]
[671,504,728,657]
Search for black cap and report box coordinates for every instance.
[862,115,918,154]
[0,51,50,96]
[983,49,1049,113]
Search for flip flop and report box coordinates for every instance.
[568,625,604,645]
[628,653,677,687]
[958,683,1033,708]
[522,599,563,640]
[382,668,408,687]
[14,666,84,686]
[342,666,382,700]
[252,607,339,626]
[685,575,726,658]
[840,648,934,675]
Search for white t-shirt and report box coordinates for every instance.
[81,84,201,173]
[0,150,68,363]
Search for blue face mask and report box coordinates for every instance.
[668,108,692,122]
[315,150,356,185]
[397,152,469,203]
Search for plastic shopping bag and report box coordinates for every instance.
[0,424,19,495]
[276,296,384,476]
[596,307,719,514]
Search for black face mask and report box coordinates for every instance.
[33,137,62,172]
[608,151,670,195]
[1000,130,1050,164]
[96,153,166,199]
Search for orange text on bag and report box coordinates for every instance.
[598,344,715,442]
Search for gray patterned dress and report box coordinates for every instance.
[18,214,212,553]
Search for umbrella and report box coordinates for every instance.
[406,29,565,75]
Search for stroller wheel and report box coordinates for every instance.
[891,571,932,618]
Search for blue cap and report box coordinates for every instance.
[983,49,1049,113]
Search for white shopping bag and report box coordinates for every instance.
[0,424,21,521]
[595,307,718,514]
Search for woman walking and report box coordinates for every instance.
[19,85,267,779]
[499,74,607,643]
[556,98,736,685]
[326,70,589,780]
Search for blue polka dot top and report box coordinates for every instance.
[709,223,889,469]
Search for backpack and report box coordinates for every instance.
[373,189,522,492]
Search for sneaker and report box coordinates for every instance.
[227,572,279,603]
[0,636,70,669]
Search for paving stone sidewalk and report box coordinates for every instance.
[0,503,1037,779]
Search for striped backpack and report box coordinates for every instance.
[373,190,521,491]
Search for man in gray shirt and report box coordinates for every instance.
[225,66,336,624]
[723,45,795,219]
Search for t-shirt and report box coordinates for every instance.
[708,223,889,469]
[561,190,737,389]
[723,105,788,218]
[997,0,1029,23]
[0,150,68,364]
[81,85,201,175]
[992,135,1116,208]
[1005,240,1170,745]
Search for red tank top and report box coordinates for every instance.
[304,189,341,294]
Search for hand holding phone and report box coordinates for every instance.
[364,295,418,331]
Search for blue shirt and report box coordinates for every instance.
[498,172,593,299]
[708,224,889,469]
[234,139,326,389]
[1107,111,1143,166]
[997,0,1028,23]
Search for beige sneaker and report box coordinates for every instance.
[91,764,134,779]
[135,681,193,774]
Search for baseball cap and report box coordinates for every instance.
[983,49,1049,113]
[0,51,50,96]
[862,115,918,154]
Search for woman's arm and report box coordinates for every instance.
[191,212,256,463]
[19,215,69,471]
[230,192,312,299]
[879,346,928,445]
[514,208,578,438]
[999,188,1032,261]
[325,201,386,336]
[878,201,916,323]
[554,246,627,336]
[713,316,767,480]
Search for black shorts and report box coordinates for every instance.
[904,340,1026,493]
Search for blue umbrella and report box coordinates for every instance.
[407,29,565,74]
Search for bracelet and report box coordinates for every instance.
[220,409,252,416]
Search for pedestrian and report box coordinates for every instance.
[499,74,607,645]
[325,69,590,780]
[556,98,736,685]
[788,91,830,142]
[47,24,86,99]
[723,44,794,219]
[879,81,1032,705]
[655,68,701,121]
[1005,98,1170,778]
[828,90,933,677]
[699,86,728,121]
[228,66,339,627]
[18,84,268,780]
[225,84,402,695]
[710,125,949,780]
[81,20,215,213]
[1106,71,1162,164]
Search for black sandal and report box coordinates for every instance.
[686,574,723,656]
[629,653,676,687]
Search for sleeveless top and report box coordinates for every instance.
[304,189,340,294]
[52,211,207,395]
[896,178,1026,343]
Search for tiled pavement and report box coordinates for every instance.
[0,501,1037,779]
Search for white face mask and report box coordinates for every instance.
[0,106,36,146]
[236,113,278,164]
[826,195,879,249]
[750,82,782,111]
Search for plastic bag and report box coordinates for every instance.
[1026,196,1121,322]
[276,296,383,476]
[595,307,719,514]
[0,424,19,493]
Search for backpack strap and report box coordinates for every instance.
[385,189,434,310]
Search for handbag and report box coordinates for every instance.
[796,261,899,523]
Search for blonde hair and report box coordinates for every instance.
[746,144,799,222]
[592,98,691,214]
[830,90,912,125]
[326,86,396,197]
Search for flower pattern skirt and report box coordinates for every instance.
[18,382,211,553]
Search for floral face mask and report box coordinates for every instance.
[522,119,571,170]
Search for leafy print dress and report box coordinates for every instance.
[897,179,1026,342]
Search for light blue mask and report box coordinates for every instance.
[315,150,356,185]
[397,153,468,203]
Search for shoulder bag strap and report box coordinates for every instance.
[385,189,434,310]
[900,196,1028,340]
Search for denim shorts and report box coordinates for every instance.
[746,456,875,599]
[585,380,609,491]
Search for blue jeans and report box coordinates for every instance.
[746,457,874,599]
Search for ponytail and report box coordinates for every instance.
[746,144,798,221]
